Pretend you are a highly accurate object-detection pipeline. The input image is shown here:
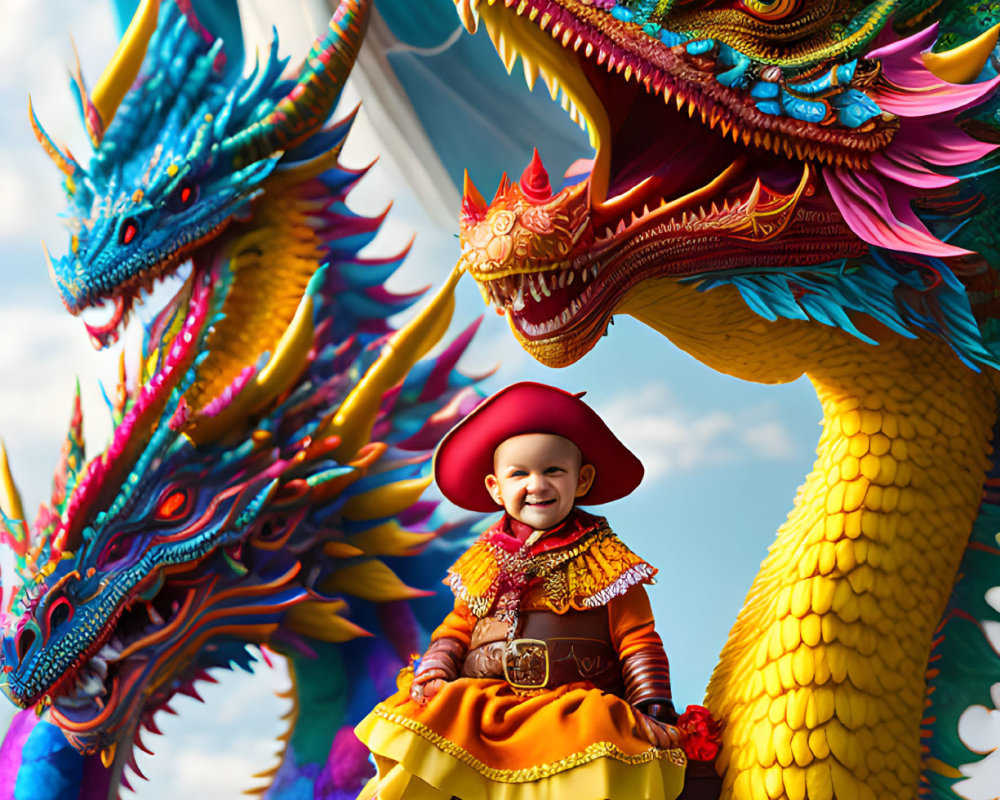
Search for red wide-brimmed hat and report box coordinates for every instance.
[433,382,644,512]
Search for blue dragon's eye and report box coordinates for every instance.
[155,488,192,521]
[174,182,199,211]
[119,217,140,246]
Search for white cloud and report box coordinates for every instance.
[131,660,292,800]
[740,420,797,459]
[597,381,799,481]
[0,301,140,516]
[0,155,66,241]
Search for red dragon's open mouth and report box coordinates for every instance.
[458,0,866,360]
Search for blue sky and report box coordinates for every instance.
[0,2,995,798]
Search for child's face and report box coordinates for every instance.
[485,433,596,530]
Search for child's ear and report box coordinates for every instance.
[576,464,596,497]
[485,474,504,506]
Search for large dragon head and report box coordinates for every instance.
[34,0,369,348]
[456,0,1000,375]
[0,256,476,767]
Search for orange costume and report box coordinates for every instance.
[355,508,687,800]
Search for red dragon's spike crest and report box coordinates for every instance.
[462,169,487,222]
[520,148,552,204]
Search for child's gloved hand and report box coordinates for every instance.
[636,712,683,749]
[409,637,465,705]
[410,676,447,705]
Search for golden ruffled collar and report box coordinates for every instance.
[447,509,656,617]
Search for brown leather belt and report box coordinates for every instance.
[460,608,624,692]
[502,636,617,690]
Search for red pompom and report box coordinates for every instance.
[677,705,723,763]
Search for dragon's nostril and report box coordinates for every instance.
[15,629,36,663]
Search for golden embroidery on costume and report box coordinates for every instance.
[447,517,657,616]
[370,704,687,781]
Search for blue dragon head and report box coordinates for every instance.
[33,0,369,347]
[0,251,478,765]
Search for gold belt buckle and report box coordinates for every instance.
[503,638,549,689]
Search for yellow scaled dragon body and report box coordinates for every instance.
[448,0,1000,797]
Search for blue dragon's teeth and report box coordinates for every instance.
[837,60,857,83]
[715,44,752,87]
[717,62,751,88]
[716,44,743,68]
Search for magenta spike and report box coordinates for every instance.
[126,753,149,781]
[196,668,219,684]
[178,682,205,703]
[520,149,553,204]
[134,729,154,755]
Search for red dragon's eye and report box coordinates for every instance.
[156,489,189,521]
[180,185,192,204]
[119,218,139,245]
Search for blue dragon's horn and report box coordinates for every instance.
[220,0,371,166]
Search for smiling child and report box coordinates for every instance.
[355,382,696,800]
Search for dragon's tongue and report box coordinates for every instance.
[82,296,126,349]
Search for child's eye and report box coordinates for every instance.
[510,470,528,477]
[545,467,566,474]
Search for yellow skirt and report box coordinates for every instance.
[355,673,686,800]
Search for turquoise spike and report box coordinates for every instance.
[780,90,827,123]
[307,467,355,488]
[750,82,779,99]
[829,89,882,128]
[686,39,715,55]
[717,47,751,88]
[98,381,119,427]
